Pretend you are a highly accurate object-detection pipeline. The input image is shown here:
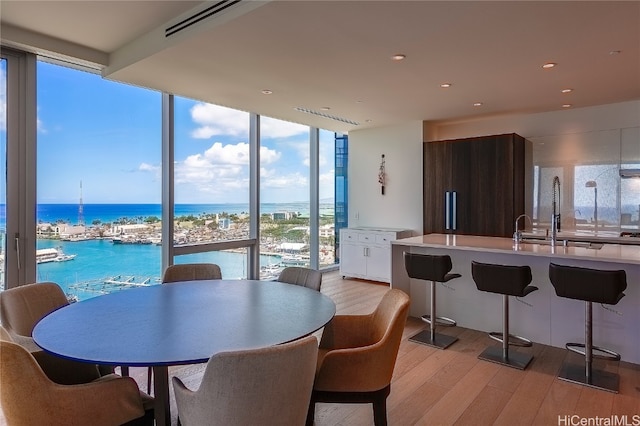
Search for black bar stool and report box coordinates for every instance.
[549,263,627,393]
[471,261,538,370]
[404,252,460,349]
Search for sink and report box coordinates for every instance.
[519,238,603,250]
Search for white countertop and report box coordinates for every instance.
[393,233,640,265]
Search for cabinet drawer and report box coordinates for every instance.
[341,230,360,241]
[375,233,395,245]
[358,233,374,243]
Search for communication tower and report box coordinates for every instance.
[78,180,85,226]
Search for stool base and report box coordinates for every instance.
[489,332,532,347]
[558,362,619,393]
[409,329,458,349]
[478,346,533,370]
[421,314,457,327]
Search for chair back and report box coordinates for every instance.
[0,282,68,338]
[549,263,627,305]
[368,289,411,382]
[471,261,533,296]
[0,339,56,425]
[277,266,322,291]
[173,335,318,426]
[404,252,453,282]
[162,263,222,283]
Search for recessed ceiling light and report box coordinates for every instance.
[261,89,273,95]
[440,83,452,88]
[473,102,483,107]
[542,62,556,69]
[391,54,406,61]
[320,107,331,111]
[562,104,572,108]
[561,88,573,93]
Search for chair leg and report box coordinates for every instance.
[147,368,152,394]
[306,399,316,426]
[478,295,533,370]
[558,301,620,393]
[409,280,458,349]
[372,394,388,426]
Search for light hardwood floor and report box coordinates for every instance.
[3,271,639,425]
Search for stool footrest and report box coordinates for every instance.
[558,361,619,393]
[565,343,621,361]
[409,329,458,350]
[489,332,532,347]
[478,346,533,370]
[421,314,457,327]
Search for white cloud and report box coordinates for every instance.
[261,116,308,139]
[190,103,250,139]
[174,142,282,198]
[139,163,159,172]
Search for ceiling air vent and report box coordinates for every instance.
[165,0,242,38]
[294,107,360,126]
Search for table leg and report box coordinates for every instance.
[153,365,170,426]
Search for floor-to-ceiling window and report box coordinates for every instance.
[258,116,311,276]
[170,97,256,278]
[35,60,161,300]
[2,47,346,293]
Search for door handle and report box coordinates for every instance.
[445,191,457,231]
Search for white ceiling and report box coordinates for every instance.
[1,0,639,133]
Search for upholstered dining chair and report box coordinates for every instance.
[145,262,224,393]
[0,281,69,352]
[161,262,222,283]
[172,335,318,426]
[277,266,323,291]
[306,288,410,426]
[0,281,117,379]
[0,334,153,426]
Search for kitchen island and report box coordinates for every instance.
[391,234,640,363]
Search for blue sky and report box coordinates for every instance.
[35,61,335,204]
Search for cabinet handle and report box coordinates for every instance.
[445,191,457,231]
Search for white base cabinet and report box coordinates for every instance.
[340,227,412,283]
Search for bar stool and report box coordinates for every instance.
[404,252,460,349]
[549,263,626,393]
[471,261,538,370]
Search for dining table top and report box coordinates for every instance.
[33,279,337,367]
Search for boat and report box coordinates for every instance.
[36,247,77,264]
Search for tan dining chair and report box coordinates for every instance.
[172,335,318,426]
[161,263,222,283]
[306,288,410,426]
[277,266,322,291]
[0,281,69,352]
[0,335,153,426]
[145,262,223,393]
[0,281,118,379]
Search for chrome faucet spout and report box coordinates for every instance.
[551,176,561,244]
[513,214,532,243]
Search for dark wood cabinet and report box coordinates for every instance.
[423,133,531,238]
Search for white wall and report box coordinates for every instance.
[348,121,423,234]
[348,101,640,236]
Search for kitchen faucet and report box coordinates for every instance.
[551,176,561,245]
[513,214,532,243]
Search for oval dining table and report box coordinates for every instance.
[33,279,336,426]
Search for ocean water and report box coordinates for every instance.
[34,203,316,301]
